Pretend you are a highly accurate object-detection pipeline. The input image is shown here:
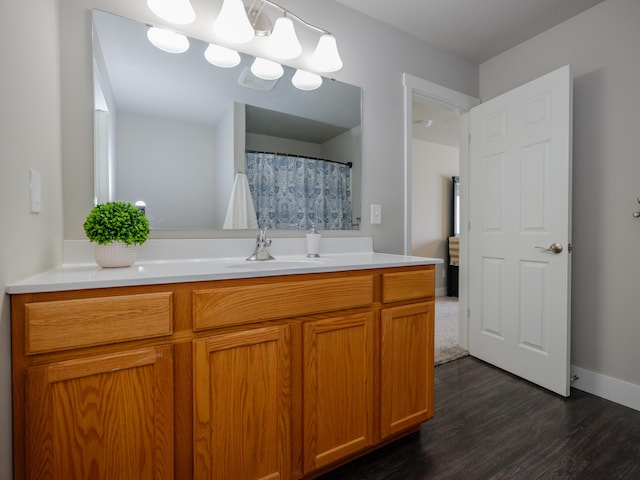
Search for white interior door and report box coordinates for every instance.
[468,65,572,396]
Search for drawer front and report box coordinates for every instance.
[25,292,173,354]
[382,268,434,303]
[193,274,374,330]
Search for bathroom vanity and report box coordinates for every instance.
[9,239,440,479]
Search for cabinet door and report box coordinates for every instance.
[193,325,291,480]
[380,301,434,439]
[303,312,374,472]
[26,346,174,480]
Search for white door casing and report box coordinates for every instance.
[468,65,572,396]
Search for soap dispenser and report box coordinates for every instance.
[306,224,321,258]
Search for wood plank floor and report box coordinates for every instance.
[318,356,640,479]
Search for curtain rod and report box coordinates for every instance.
[246,150,353,168]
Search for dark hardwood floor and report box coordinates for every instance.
[318,356,640,480]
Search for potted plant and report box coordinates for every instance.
[83,201,150,267]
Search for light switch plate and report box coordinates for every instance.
[29,168,41,214]
[371,204,382,224]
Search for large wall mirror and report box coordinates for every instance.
[92,10,362,231]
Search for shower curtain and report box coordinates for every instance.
[246,152,352,230]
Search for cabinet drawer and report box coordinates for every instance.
[25,292,173,354]
[382,268,434,303]
[193,274,374,330]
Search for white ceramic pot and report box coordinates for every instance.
[94,242,138,268]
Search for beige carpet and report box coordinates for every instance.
[435,296,468,365]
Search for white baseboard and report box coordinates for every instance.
[570,365,640,412]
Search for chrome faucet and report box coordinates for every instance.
[246,228,275,261]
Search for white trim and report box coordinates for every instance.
[571,365,640,412]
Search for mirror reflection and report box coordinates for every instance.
[92,10,362,230]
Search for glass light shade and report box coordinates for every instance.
[213,0,254,44]
[310,33,343,72]
[291,70,322,91]
[204,44,241,68]
[147,27,190,54]
[251,58,284,80]
[147,0,195,25]
[267,17,302,60]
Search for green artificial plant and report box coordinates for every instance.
[83,201,150,246]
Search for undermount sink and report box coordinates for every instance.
[225,257,333,269]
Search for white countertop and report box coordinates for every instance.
[7,237,443,294]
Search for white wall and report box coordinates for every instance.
[117,111,217,229]
[411,140,459,293]
[0,1,64,477]
[58,0,478,252]
[480,0,640,390]
[246,132,325,158]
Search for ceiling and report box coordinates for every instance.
[335,0,605,63]
[338,0,605,147]
[412,99,461,147]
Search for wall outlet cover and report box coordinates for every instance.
[29,168,41,214]
[371,204,382,224]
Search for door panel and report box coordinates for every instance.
[303,312,374,472]
[380,301,434,438]
[26,346,174,480]
[193,325,291,480]
[469,65,572,396]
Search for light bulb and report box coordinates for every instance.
[147,0,195,25]
[147,27,190,54]
[251,58,284,80]
[310,33,343,72]
[213,0,254,44]
[292,70,322,90]
[267,16,302,60]
[204,44,241,68]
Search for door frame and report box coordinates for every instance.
[402,73,480,349]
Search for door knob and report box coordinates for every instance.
[535,242,563,254]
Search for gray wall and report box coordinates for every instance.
[59,0,478,253]
[479,0,640,387]
[117,111,218,229]
[0,1,64,476]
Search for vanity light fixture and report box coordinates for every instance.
[291,69,322,91]
[146,0,343,74]
[251,57,284,80]
[213,0,255,44]
[212,0,343,72]
[204,44,242,68]
[267,15,302,60]
[146,27,190,54]
[147,0,195,25]
[310,33,343,73]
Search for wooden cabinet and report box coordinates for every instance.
[193,325,291,480]
[303,312,375,472]
[380,302,434,439]
[12,265,435,480]
[25,345,174,480]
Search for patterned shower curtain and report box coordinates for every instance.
[245,152,352,230]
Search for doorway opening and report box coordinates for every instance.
[402,73,480,363]
[411,97,466,364]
